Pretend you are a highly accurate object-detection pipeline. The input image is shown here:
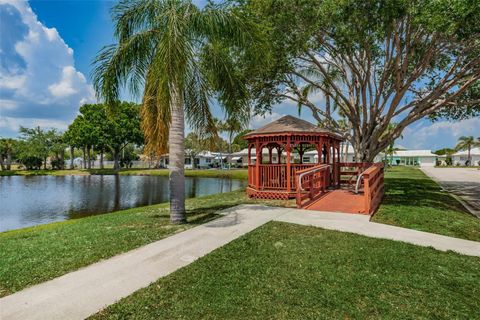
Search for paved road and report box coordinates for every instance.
[1,205,479,320]
[421,167,480,217]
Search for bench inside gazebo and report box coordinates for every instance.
[244,115,384,215]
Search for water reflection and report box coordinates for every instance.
[0,175,246,232]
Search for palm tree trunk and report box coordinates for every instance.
[467,147,471,166]
[228,132,233,170]
[169,83,186,224]
[82,147,87,169]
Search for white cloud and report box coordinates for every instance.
[400,117,480,150]
[0,116,70,133]
[0,0,95,136]
[48,66,89,98]
[250,112,282,128]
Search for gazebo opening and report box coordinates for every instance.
[244,115,384,215]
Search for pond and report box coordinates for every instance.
[0,175,247,232]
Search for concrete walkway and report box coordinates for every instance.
[1,205,479,320]
[421,167,480,217]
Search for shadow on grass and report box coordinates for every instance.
[382,176,468,213]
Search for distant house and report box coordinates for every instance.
[229,144,384,167]
[452,147,480,166]
[159,150,227,169]
[229,148,281,167]
[387,149,437,167]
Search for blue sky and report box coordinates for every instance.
[0,0,478,150]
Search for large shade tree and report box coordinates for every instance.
[93,0,252,223]
[237,0,480,162]
[66,103,143,170]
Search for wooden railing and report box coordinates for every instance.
[248,164,316,190]
[295,164,331,208]
[363,163,384,214]
[339,162,373,186]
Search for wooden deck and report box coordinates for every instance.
[304,189,367,214]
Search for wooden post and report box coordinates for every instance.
[364,172,371,214]
[255,140,260,189]
[286,136,291,193]
[316,140,322,164]
[337,144,341,187]
[332,143,336,188]
[268,146,273,164]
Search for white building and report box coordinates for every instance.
[387,149,437,167]
[452,147,480,166]
[159,150,227,169]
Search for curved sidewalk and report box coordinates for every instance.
[1,205,479,320]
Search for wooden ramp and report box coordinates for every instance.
[304,189,367,214]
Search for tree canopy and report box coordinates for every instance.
[236,0,480,161]
[65,102,143,169]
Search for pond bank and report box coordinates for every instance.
[0,168,248,179]
[0,190,293,297]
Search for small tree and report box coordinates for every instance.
[219,117,247,169]
[184,133,208,169]
[18,127,63,169]
[0,138,17,170]
[104,102,144,170]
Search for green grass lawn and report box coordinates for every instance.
[0,190,293,297]
[372,167,480,241]
[91,222,480,319]
[1,165,478,300]
[0,168,248,179]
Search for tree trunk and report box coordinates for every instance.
[468,147,471,166]
[113,149,120,170]
[343,143,348,163]
[70,147,75,169]
[169,83,186,224]
[87,145,92,169]
[44,157,47,170]
[82,147,87,169]
[6,152,12,170]
[100,150,104,169]
[0,157,5,171]
[228,132,233,170]
[191,156,195,169]
[59,149,65,170]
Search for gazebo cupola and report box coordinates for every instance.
[244,115,343,199]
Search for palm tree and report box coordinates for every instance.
[219,117,247,169]
[92,0,251,223]
[456,136,475,166]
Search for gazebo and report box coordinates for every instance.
[244,115,343,200]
